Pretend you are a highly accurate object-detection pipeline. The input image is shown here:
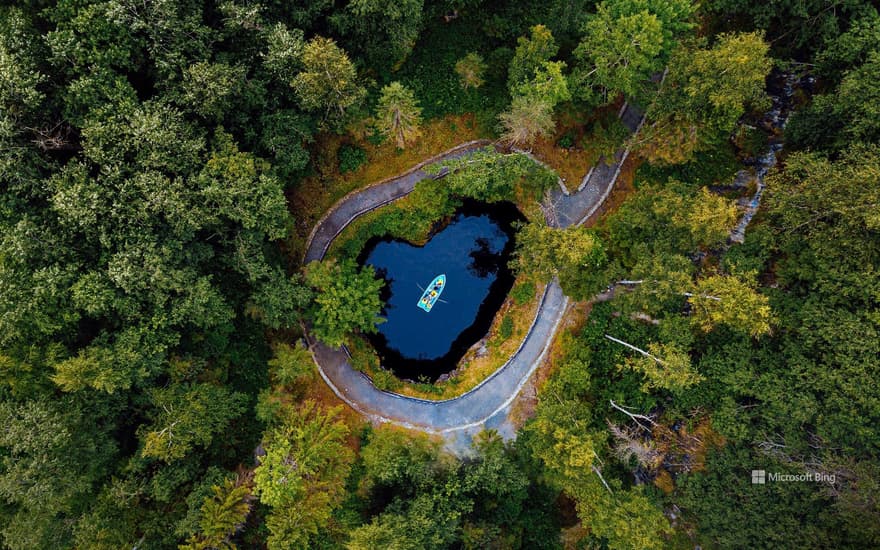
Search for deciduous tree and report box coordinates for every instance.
[515,223,608,299]
[254,401,353,549]
[292,37,366,130]
[140,383,247,462]
[304,259,385,347]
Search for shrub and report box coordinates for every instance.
[499,315,514,340]
[371,367,403,392]
[511,281,536,305]
[338,144,367,174]
[588,114,630,158]
[557,130,576,149]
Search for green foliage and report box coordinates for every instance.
[181,477,252,550]
[360,427,441,492]
[639,32,771,165]
[293,36,367,130]
[331,0,424,71]
[258,109,313,181]
[0,396,116,549]
[267,342,315,391]
[604,181,739,266]
[338,144,367,174]
[588,111,631,158]
[427,147,557,201]
[689,273,772,337]
[140,383,247,462]
[262,23,304,82]
[511,280,536,305]
[676,446,838,548]
[333,178,461,261]
[508,24,559,92]
[498,315,514,340]
[618,340,703,393]
[370,367,404,392]
[179,61,246,120]
[814,8,880,80]
[375,82,423,148]
[515,223,608,299]
[3,1,879,547]
[703,0,874,57]
[498,96,555,146]
[571,0,694,106]
[788,50,880,153]
[393,18,508,121]
[572,5,664,105]
[350,427,561,549]
[455,52,487,89]
[254,401,354,549]
[304,259,385,348]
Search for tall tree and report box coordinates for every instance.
[262,23,304,83]
[609,335,703,392]
[375,82,423,148]
[304,259,385,348]
[498,96,554,147]
[638,32,771,164]
[292,36,366,130]
[181,477,253,550]
[514,223,608,299]
[139,383,247,462]
[571,2,663,105]
[508,24,559,91]
[571,0,694,106]
[254,401,354,549]
[688,273,772,337]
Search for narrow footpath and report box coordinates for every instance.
[303,103,644,450]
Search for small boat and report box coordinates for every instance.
[417,274,446,312]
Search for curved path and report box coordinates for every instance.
[304,104,645,440]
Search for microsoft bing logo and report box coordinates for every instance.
[751,470,766,484]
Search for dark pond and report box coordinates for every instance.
[358,201,523,381]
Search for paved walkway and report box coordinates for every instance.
[303,104,645,445]
[303,140,492,264]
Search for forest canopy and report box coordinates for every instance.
[1,0,878,548]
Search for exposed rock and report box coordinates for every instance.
[475,340,489,358]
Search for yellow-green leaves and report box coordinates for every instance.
[292,36,366,130]
[617,339,703,392]
[254,401,353,549]
[689,273,772,337]
[514,223,608,299]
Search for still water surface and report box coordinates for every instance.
[359,201,521,381]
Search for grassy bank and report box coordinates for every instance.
[345,277,545,400]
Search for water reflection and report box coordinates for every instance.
[358,200,523,381]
